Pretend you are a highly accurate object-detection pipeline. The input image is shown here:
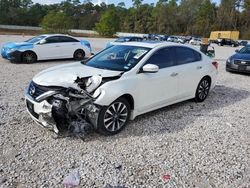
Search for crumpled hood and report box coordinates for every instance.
[231,53,250,60]
[33,62,123,88]
[3,42,33,49]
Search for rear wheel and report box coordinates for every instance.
[195,77,211,102]
[97,98,130,135]
[73,49,85,60]
[22,51,37,63]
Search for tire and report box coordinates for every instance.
[22,51,37,63]
[73,49,85,60]
[97,98,131,135]
[195,77,211,102]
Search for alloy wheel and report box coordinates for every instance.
[104,102,128,132]
[74,50,85,60]
[76,52,83,59]
[23,52,36,63]
[198,79,210,100]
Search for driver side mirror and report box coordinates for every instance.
[235,49,239,53]
[38,39,46,45]
[141,64,159,73]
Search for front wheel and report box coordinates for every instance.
[97,98,131,135]
[195,77,211,102]
[73,49,85,60]
[22,51,37,63]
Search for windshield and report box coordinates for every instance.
[239,46,250,54]
[86,45,151,71]
[25,36,46,43]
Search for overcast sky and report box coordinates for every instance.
[32,0,221,7]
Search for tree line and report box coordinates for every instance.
[0,0,249,39]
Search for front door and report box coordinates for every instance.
[136,47,179,113]
[34,36,62,60]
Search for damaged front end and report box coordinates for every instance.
[25,75,104,135]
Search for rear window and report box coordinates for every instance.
[176,47,201,65]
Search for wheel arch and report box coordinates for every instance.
[116,94,134,110]
[74,48,85,53]
[202,75,212,85]
[21,50,37,61]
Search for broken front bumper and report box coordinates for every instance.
[25,90,101,134]
[25,93,59,132]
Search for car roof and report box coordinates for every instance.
[120,36,142,39]
[119,41,195,49]
[40,34,74,38]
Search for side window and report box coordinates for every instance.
[60,36,79,42]
[45,37,59,44]
[146,47,176,69]
[176,47,201,65]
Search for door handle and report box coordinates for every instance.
[55,45,60,47]
[171,72,178,77]
[197,66,202,70]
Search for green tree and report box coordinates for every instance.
[152,0,178,34]
[216,0,243,30]
[95,7,120,36]
[41,11,73,33]
[192,0,216,36]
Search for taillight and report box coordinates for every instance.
[212,61,218,70]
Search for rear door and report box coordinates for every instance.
[174,46,203,99]
[57,36,80,58]
[136,47,179,112]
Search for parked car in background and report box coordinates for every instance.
[189,38,202,45]
[106,36,143,48]
[154,35,163,41]
[143,34,157,40]
[1,34,92,63]
[160,35,169,41]
[216,38,239,47]
[177,37,186,44]
[25,42,218,136]
[184,36,193,43]
[239,40,248,46]
[226,45,250,73]
[167,36,179,43]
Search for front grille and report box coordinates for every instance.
[28,81,64,100]
[234,60,250,66]
[28,81,49,99]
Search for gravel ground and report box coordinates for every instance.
[0,35,249,188]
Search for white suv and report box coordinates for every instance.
[25,42,218,135]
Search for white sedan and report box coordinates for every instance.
[189,38,202,45]
[25,42,218,135]
[1,34,92,63]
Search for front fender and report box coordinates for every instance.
[93,77,136,107]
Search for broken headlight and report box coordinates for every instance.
[85,75,102,93]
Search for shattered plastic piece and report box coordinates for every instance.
[114,164,122,170]
[162,174,171,182]
[63,169,80,188]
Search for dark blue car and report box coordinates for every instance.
[226,45,250,73]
